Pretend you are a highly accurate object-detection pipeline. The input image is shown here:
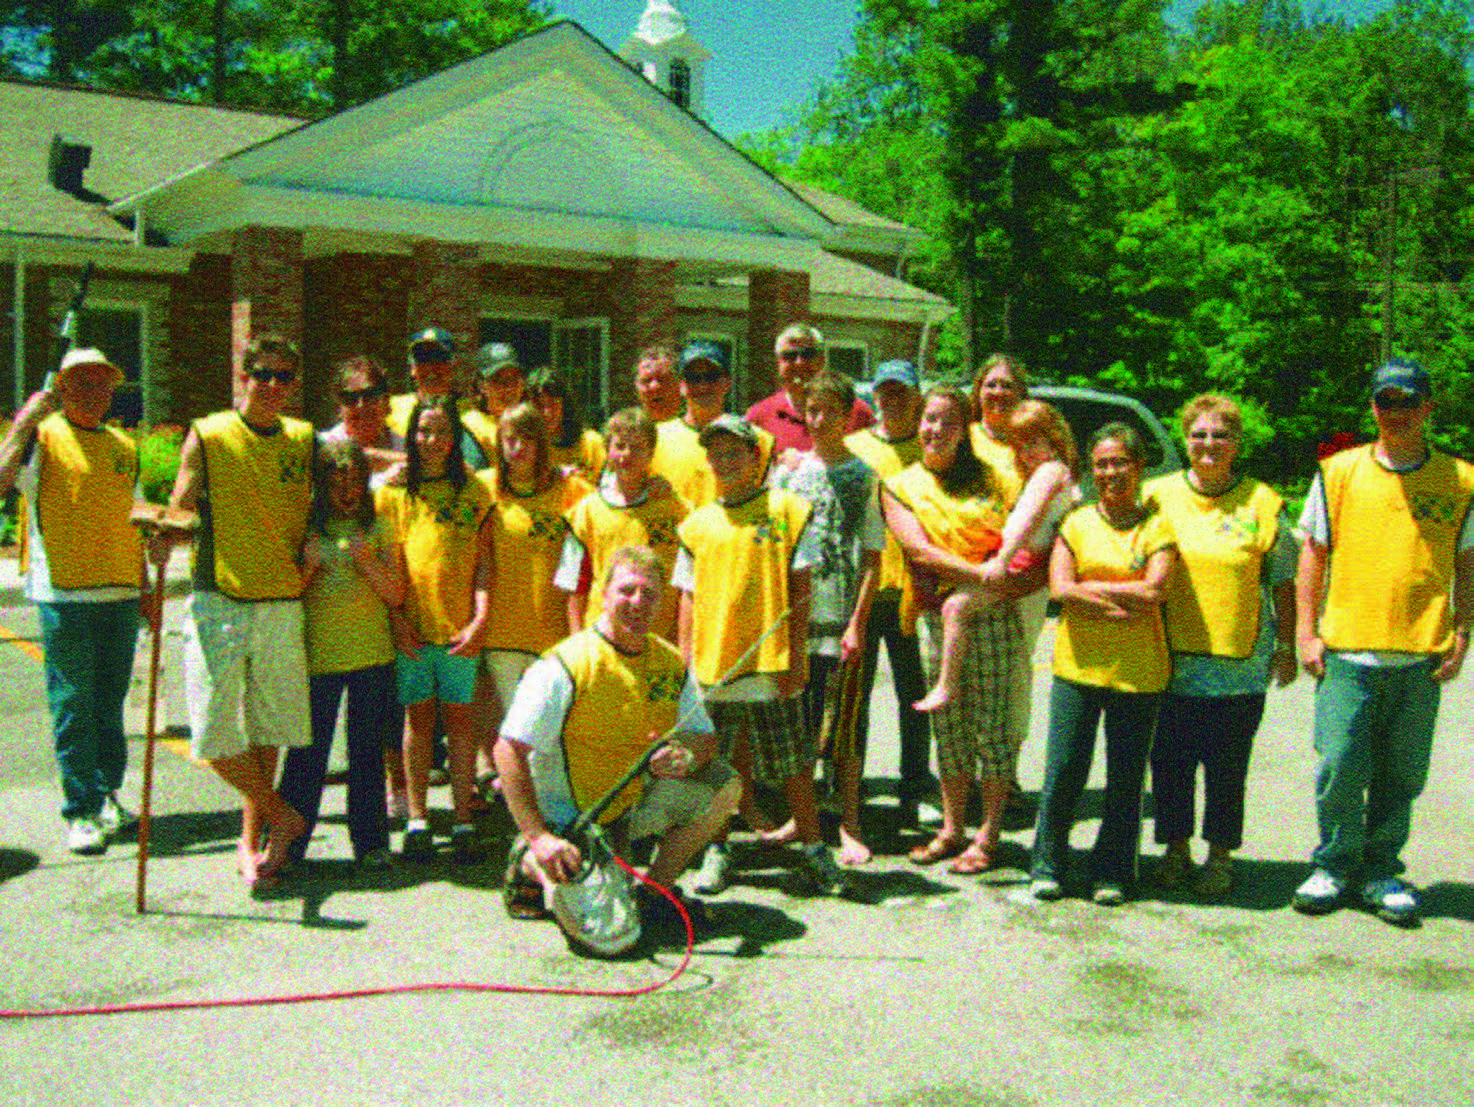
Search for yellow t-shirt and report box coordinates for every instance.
[1146,472,1282,658]
[377,475,492,645]
[651,418,775,508]
[549,429,607,483]
[969,422,1024,508]
[1052,504,1175,693]
[677,486,811,687]
[565,486,690,641]
[485,474,591,655]
[303,518,396,675]
[25,414,140,595]
[1319,445,1474,654]
[194,410,313,601]
[548,629,687,824]
[845,426,922,594]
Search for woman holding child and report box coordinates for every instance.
[881,386,1022,873]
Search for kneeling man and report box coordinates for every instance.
[494,545,738,939]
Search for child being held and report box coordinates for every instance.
[914,399,1079,713]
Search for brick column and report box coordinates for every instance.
[231,226,304,406]
[746,269,810,406]
[304,253,411,424]
[607,259,677,410]
[164,253,233,422]
[408,240,481,397]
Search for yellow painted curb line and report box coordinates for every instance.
[0,622,43,663]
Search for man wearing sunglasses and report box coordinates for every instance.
[1293,358,1474,925]
[387,326,458,440]
[322,355,401,488]
[151,335,315,891]
[650,341,774,507]
[744,323,873,455]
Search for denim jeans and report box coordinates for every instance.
[38,599,139,820]
[1150,692,1265,850]
[1031,677,1159,887]
[1311,655,1440,881]
[279,664,394,861]
[853,594,933,802]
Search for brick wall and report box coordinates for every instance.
[231,226,304,408]
[409,240,481,396]
[161,254,232,423]
[746,269,811,401]
[606,259,677,410]
[304,253,411,425]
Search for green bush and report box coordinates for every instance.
[136,424,185,505]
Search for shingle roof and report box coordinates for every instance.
[717,249,947,306]
[781,179,914,235]
[0,80,299,242]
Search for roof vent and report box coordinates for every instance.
[48,136,92,195]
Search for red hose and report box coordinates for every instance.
[0,858,692,1021]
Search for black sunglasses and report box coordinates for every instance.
[778,346,820,362]
[250,368,297,385]
[1373,390,1424,411]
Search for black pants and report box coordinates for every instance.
[1150,692,1265,850]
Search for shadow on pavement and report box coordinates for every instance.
[128,808,240,859]
[699,900,806,956]
[1417,882,1473,922]
[0,847,39,884]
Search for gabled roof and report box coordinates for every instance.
[782,180,924,259]
[114,21,835,268]
[0,79,299,244]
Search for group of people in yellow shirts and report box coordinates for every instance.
[11,321,1464,934]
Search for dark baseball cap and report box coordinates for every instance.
[680,340,728,377]
[1369,358,1431,399]
[408,327,454,357]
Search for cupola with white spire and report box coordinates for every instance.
[618,0,712,118]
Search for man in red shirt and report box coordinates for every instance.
[744,323,874,453]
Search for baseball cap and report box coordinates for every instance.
[475,342,522,379]
[872,359,920,391]
[408,327,455,358]
[57,347,123,385]
[680,340,728,378]
[1369,358,1431,399]
[697,413,758,448]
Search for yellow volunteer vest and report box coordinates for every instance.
[549,429,607,483]
[485,474,591,655]
[883,462,1008,633]
[566,486,690,641]
[31,414,140,591]
[677,486,811,686]
[386,393,417,440]
[1146,472,1281,658]
[195,411,313,601]
[651,418,775,508]
[303,518,396,675]
[377,476,492,645]
[549,629,686,824]
[969,423,1024,508]
[1320,445,1474,653]
[1053,504,1175,693]
[846,426,922,593]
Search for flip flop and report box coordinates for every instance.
[947,845,994,875]
[907,835,966,865]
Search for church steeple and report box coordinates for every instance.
[618,1,712,119]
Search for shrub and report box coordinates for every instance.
[136,424,185,505]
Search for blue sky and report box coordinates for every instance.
[551,0,1403,139]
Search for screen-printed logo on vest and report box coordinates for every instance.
[434,499,482,532]
[528,509,567,543]
[1216,510,1262,544]
[1409,491,1464,529]
[647,671,684,703]
[645,518,679,549]
[751,514,790,545]
[279,453,309,484]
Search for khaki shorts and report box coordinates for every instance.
[184,592,311,761]
[625,758,736,841]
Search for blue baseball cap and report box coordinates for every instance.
[1370,358,1431,399]
[873,359,920,391]
[408,327,455,358]
[680,340,728,377]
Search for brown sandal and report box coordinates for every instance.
[908,835,966,866]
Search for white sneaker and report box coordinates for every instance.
[694,843,731,895]
[1029,877,1062,901]
[1292,868,1344,914]
[67,817,106,856]
[1361,877,1420,925]
[99,794,133,835]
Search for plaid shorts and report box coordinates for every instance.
[708,696,814,785]
[917,603,1021,779]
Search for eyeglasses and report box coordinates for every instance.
[339,386,385,405]
[778,346,820,362]
[250,368,297,385]
[683,368,727,385]
[1188,429,1238,442]
[1374,390,1424,411]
